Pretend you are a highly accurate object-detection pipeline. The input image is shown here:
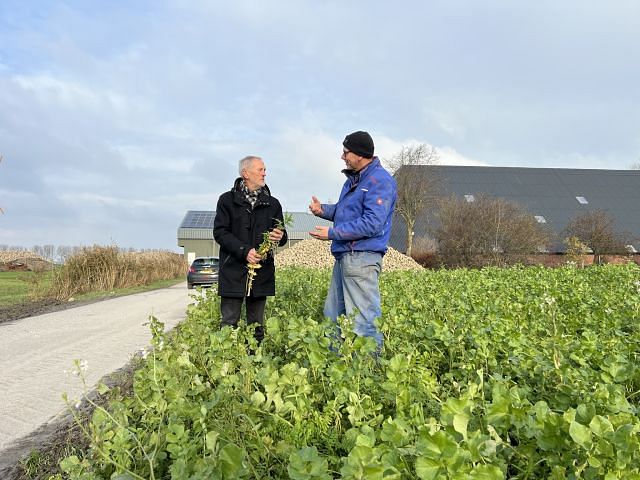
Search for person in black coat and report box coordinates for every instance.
[213,155,288,342]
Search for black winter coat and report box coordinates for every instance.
[213,179,288,297]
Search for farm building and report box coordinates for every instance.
[389,165,640,254]
[177,210,332,264]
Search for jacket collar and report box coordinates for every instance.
[231,177,272,206]
[341,156,380,184]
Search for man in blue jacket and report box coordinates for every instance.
[309,131,397,352]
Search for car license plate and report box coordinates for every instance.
[201,269,212,273]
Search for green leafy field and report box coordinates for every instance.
[61,264,640,479]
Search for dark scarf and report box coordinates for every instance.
[240,180,264,208]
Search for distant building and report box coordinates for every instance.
[177,210,332,264]
[177,211,217,264]
[390,166,640,253]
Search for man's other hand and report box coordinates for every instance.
[269,228,284,243]
[246,248,262,264]
[309,226,330,241]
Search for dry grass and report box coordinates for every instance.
[48,246,187,300]
[0,250,47,263]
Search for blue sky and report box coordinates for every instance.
[1,1,639,251]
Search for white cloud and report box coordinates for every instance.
[374,135,414,163]
[436,147,488,166]
[154,192,220,211]
[14,74,128,112]
[266,127,345,210]
[114,145,197,173]
[0,189,38,201]
[375,136,486,166]
[535,152,620,170]
[41,169,109,190]
[425,108,468,139]
[59,193,155,208]
[2,1,639,249]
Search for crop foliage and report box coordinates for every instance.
[60,264,640,479]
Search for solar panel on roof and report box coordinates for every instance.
[180,211,216,228]
[179,211,331,234]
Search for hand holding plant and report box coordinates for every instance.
[246,213,293,296]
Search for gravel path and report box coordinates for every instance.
[0,282,197,469]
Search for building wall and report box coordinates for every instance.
[177,239,220,264]
[177,237,311,263]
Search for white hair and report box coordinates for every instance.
[239,156,262,175]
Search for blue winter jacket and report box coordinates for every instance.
[319,157,397,257]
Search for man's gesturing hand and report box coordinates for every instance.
[309,196,323,216]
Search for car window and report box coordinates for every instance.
[192,258,218,267]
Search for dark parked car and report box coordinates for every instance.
[187,256,219,289]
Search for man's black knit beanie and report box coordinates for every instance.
[343,131,374,159]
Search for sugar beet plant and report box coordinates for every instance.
[59,264,640,479]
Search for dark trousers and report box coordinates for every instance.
[220,296,267,342]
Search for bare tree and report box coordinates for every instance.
[434,194,551,267]
[32,245,44,258]
[563,210,632,264]
[629,161,640,170]
[42,244,56,261]
[385,144,441,256]
[57,245,75,263]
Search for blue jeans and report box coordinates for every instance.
[324,251,383,348]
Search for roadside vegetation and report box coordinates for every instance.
[29,262,640,479]
[0,246,187,323]
[47,246,186,300]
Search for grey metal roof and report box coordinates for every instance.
[178,210,332,241]
[390,166,640,252]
